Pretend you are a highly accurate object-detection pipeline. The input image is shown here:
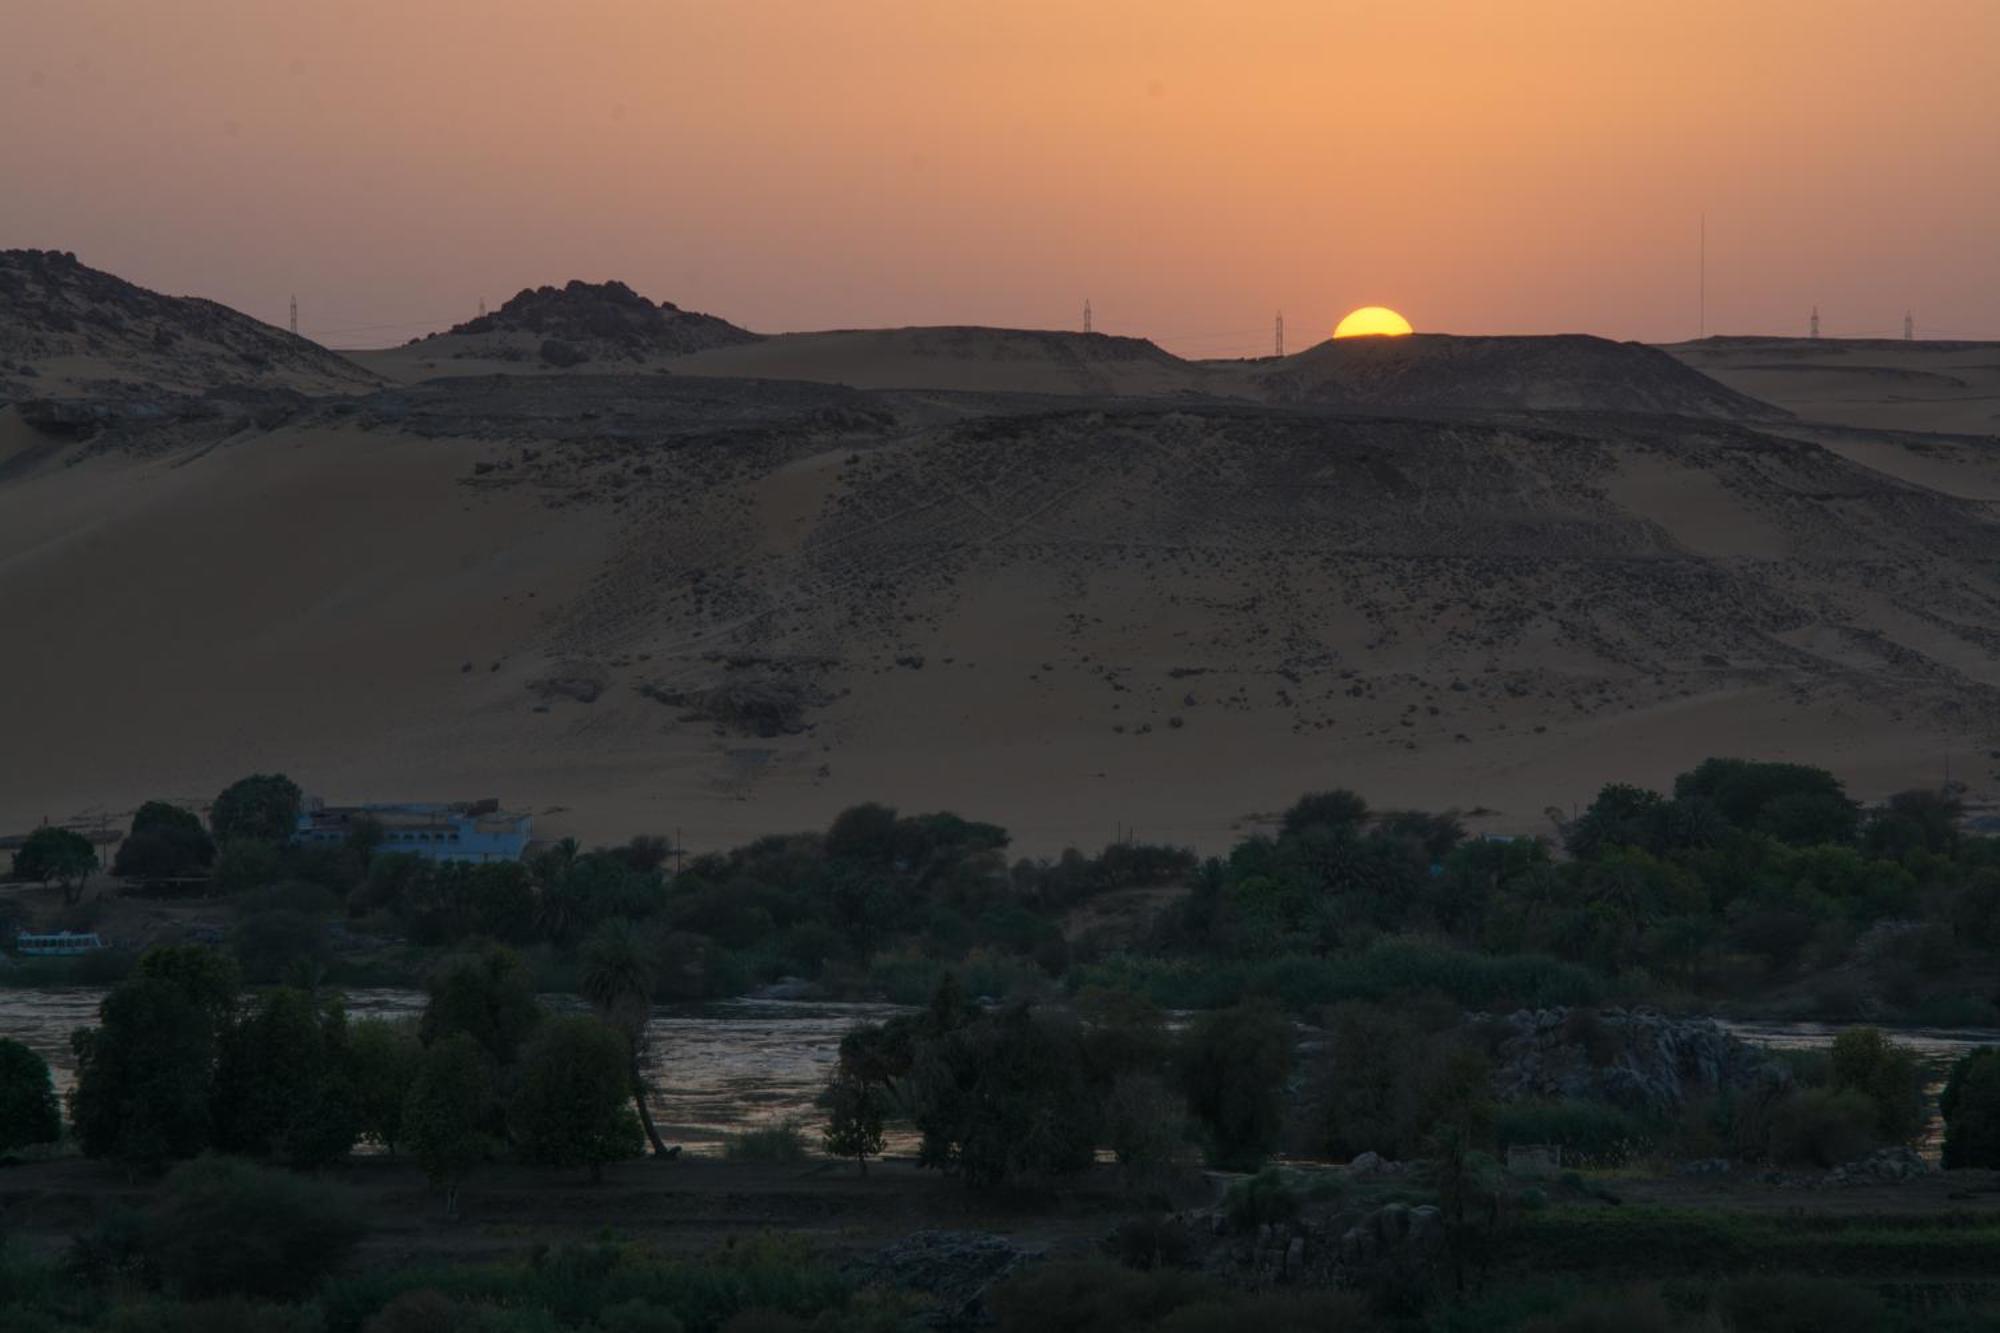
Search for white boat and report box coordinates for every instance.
[13,931,106,957]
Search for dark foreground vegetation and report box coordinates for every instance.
[10,759,2000,1029]
[6,758,2000,1328]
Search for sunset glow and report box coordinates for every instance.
[3,3,1996,349]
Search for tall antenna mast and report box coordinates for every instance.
[288,294,298,336]
[1809,305,1819,339]
[1904,311,1914,341]
[1083,298,1092,334]
[1698,212,1706,339]
[477,296,486,319]
[1275,310,1285,357]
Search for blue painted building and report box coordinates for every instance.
[295,799,532,864]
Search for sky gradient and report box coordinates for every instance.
[6,0,1997,355]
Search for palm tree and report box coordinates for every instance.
[580,919,668,1157]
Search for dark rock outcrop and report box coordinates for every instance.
[425,279,759,360]
[0,249,377,395]
[1487,1006,1790,1115]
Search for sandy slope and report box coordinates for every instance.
[1,378,1993,857]
[4,259,1997,855]
[1668,337,2000,435]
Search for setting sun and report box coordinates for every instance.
[1333,306,1415,339]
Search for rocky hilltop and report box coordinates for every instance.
[0,249,378,400]
[413,279,759,367]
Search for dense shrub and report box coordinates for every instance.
[209,774,304,846]
[909,1002,1099,1187]
[1179,1001,1291,1169]
[69,974,219,1167]
[350,1017,424,1155]
[1828,1027,1924,1144]
[211,987,358,1167]
[509,1016,642,1179]
[1941,1048,2000,1169]
[142,1155,364,1299]
[0,1038,61,1152]
[1493,1100,1654,1168]
[1767,1088,1877,1167]
[113,801,216,881]
[420,944,542,1065]
[1315,997,1491,1161]
[724,1121,809,1164]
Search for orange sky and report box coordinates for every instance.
[5,0,1996,353]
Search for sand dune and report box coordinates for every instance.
[1,379,1993,855]
[3,265,1994,855]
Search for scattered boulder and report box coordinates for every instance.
[1828,1146,1936,1185]
[849,1230,1042,1328]
[1336,1202,1446,1273]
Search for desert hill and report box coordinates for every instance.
[1,261,1992,853]
[1260,334,1783,419]
[365,280,760,381]
[0,249,378,403]
[667,326,1226,398]
[1,365,1994,853]
[1668,336,2000,435]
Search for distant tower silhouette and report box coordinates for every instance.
[1904,311,1914,341]
[1275,310,1285,357]
[288,294,298,336]
[1698,212,1706,339]
[1809,306,1819,339]
[1083,298,1092,334]
[477,297,486,319]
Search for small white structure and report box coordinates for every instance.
[15,930,106,956]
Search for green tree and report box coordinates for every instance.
[1830,1027,1924,1144]
[212,837,285,896]
[350,1017,423,1155]
[822,1065,886,1174]
[0,1038,61,1152]
[579,919,669,1156]
[209,773,304,846]
[1179,1001,1291,1170]
[1317,999,1492,1162]
[14,826,98,905]
[68,976,217,1168]
[404,1033,499,1219]
[418,943,542,1066]
[508,1015,642,1180]
[1941,1048,2000,1169]
[909,1003,1099,1188]
[211,987,358,1167]
[136,943,241,1023]
[1673,758,1858,846]
[1279,789,1369,839]
[112,801,216,881]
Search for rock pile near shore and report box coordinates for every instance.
[1487,1006,1790,1115]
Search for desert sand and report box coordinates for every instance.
[2,255,1996,856]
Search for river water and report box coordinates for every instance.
[0,987,908,1155]
[4,989,1995,1156]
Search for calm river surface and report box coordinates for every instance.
[0,987,908,1155]
[4,989,1995,1155]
